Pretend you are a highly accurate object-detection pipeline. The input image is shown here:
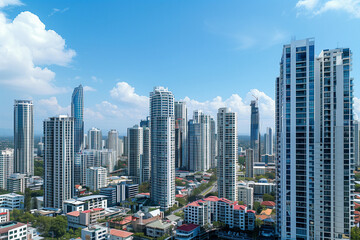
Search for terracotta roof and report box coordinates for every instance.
[139,193,150,196]
[93,208,104,211]
[247,210,256,214]
[261,201,276,207]
[181,189,187,192]
[203,196,219,201]
[256,214,270,220]
[110,229,133,238]
[260,209,273,216]
[187,201,201,207]
[177,223,199,232]
[0,212,7,216]
[175,194,185,198]
[67,211,80,217]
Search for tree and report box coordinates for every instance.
[24,188,31,212]
[138,182,150,193]
[34,159,44,177]
[352,227,360,240]
[50,216,67,238]
[356,184,360,193]
[238,156,245,166]
[262,193,275,202]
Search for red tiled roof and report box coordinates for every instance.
[67,211,80,217]
[247,210,256,214]
[0,222,26,234]
[175,194,185,198]
[187,201,201,207]
[93,208,104,211]
[203,196,219,201]
[181,189,187,192]
[261,201,276,207]
[0,212,7,216]
[177,223,199,232]
[110,229,133,238]
[82,210,91,213]
[233,205,246,210]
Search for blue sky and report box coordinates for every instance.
[0,0,359,135]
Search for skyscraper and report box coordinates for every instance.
[174,101,187,169]
[107,129,119,158]
[127,125,143,184]
[264,127,273,155]
[210,118,217,168]
[188,110,211,172]
[88,127,102,150]
[0,149,14,190]
[276,38,354,239]
[44,115,74,209]
[150,87,175,210]
[71,85,84,153]
[250,100,260,162]
[14,100,33,176]
[142,126,151,183]
[217,107,237,201]
[355,121,359,167]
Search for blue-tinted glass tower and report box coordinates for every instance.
[250,100,260,162]
[71,85,84,153]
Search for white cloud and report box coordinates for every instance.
[48,7,69,17]
[0,0,22,8]
[296,0,319,10]
[354,97,360,120]
[0,10,76,94]
[296,0,360,18]
[83,86,96,92]
[183,89,275,134]
[110,82,149,107]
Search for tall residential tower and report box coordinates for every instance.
[150,87,175,210]
[250,100,260,162]
[71,85,84,153]
[14,100,33,176]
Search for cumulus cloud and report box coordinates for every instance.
[83,86,96,92]
[36,97,70,118]
[0,0,22,8]
[110,82,149,107]
[0,10,76,94]
[296,0,360,18]
[183,89,275,134]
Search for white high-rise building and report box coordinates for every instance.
[86,167,107,191]
[174,101,187,169]
[150,87,175,210]
[88,128,102,150]
[210,118,217,168]
[118,138,124,156]
[14,100,33,176]
[188,110,211,172]
[127,125,143,184]
[355,121,360,167]
[217,108,237,201]
[276,38,354,239]
[107,129,119,158]
[238,184,254,209]
[142,126,151,183]
[0,149,13,190]
[44,115,74,209]
[264,127,273,155]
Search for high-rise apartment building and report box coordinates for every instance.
[217,108,237,201]
[107,129,119,158]
[188,110,211,172]
[276,38,354,239]
[0,149,14,190]
[210,118,217,168]
[88,128,102,150]
[355,121,359,167]
[142,126,151,183]
[71,85,84,153]
[250,100,260,162]
[44,115,74,209]
[264,127,273,155]
[127,125,143,184]
[150,87,175,210]
[174,101,187,169]
[86,167,107,191]
[7,173,26,193]
[14,100,33,176]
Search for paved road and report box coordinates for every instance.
[200,182,217,196]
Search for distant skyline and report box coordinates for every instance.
[0,0,360,135]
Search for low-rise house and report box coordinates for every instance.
[64,195,107,213]
[108,229,133,240]
[260,201,276,209]
[27,226,44,240]
[0,221,27,240]
[175,223,200,240]
[0,209,10,223]
[131,215,161,233]
[184,196,255,231]
[166,215,182,226]
[67,208,105,229]
[145,220,172,238]
[0,193,24,210]
[81,225,108,240]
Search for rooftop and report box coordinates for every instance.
[109,229,133,238]
[0,222,26,234]
[77,195,107,201]
[177,223,199,232]
[146,220,172,230]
